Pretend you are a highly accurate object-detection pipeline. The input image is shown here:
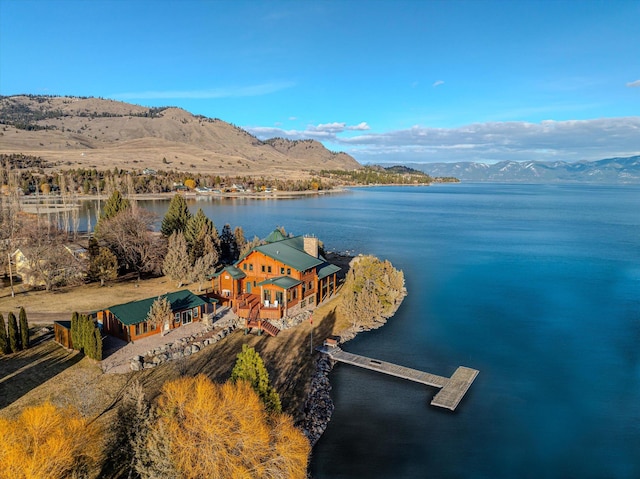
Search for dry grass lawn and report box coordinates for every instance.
[0,274,352,425]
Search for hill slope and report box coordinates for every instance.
[0,95,361,177]
[398,156,640,183]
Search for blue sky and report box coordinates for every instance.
[1,0,639,164]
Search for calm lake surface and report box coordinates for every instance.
[87,183,640,478]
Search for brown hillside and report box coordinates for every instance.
[0,95,362,178]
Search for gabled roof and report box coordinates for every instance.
[247,237,323,272]
[107,290,210,326]
[317,262,341,280]
[212,265,246,280]
[264,228,287,243]
[256,276,302,289]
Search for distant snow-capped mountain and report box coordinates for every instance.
[390,156,640,183]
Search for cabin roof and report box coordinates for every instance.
[249,238,323,271]
[107,290,210,326]
[256,275,302,289]
[212,265,246,280]
[317,262,341,279]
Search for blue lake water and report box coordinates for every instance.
[86,183,640,477]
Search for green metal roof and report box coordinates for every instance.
[256,276,302,289]
[107,290,209,326]
[317,262,341,280]
[264,228,287,243]
[253,240,323,271]
[212,265,246,280]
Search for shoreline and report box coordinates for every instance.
[298,257,407,448]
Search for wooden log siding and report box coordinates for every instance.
[99,291,210,343]
[53,321,73,349]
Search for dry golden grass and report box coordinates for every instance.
[0,95,361,178]
[0,272,351,425]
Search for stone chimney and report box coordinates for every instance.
[303,236,319,258]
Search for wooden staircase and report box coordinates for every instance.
[246,318,280,337]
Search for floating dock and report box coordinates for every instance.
[318,345,478,411]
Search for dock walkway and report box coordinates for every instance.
[318,345,478,411]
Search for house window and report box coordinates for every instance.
[193,307,199,318]
[308,296,314,304]
[309,281,314,290]
[287,268,291,275]
[293,289,297,299]
[151,322,156,331]
[261,265,266,272]
[267,266,272,273]
[174,312,180,323]
[182,310,192,324]
[249,264,253,271]
[243,263,247,270]
[280,267,285,274]
[135,324,141,335]
[301,299,307,308]
[253,281,257,287]
[143,322,148,333]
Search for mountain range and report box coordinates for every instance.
[392,156,640,183]
[0,95,361,178]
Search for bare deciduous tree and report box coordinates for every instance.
[97,208,165,280]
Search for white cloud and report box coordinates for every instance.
[432,80,445,87]
[110,81,295,100]
[247,117,640,164]
[626,80,640,88]
[347,122,370,131]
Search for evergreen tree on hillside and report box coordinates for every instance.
[0,313,9,355]
[19,307,29,350]
[230,344,282,413]
[7,312,20,353]
[161,194,191,237]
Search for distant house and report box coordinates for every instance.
[13,243,88,287]
[97,290,217,343]
[212,230,340,332]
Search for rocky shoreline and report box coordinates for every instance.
[297,303,405,448]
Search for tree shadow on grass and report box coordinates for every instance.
[0,340,84,409]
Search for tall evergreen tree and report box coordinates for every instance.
[71,311,80,350]
[0,313,9,354]
[161,194,192,237]
[19,307,29,350]
[93,327,102,361]
[96,190,130,235]
[230,344,282,413]
[7,311,20,353]
[100,190,130,221]
[233,226,245,261]
[184,208,211,247]
[162,231,190,287]
[220,223,235,263]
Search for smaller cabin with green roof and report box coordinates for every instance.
[98,290,216,342]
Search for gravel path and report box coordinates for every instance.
[101,308,236,374]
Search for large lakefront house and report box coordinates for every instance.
[212,229,340,332]
[97,290,216,342]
